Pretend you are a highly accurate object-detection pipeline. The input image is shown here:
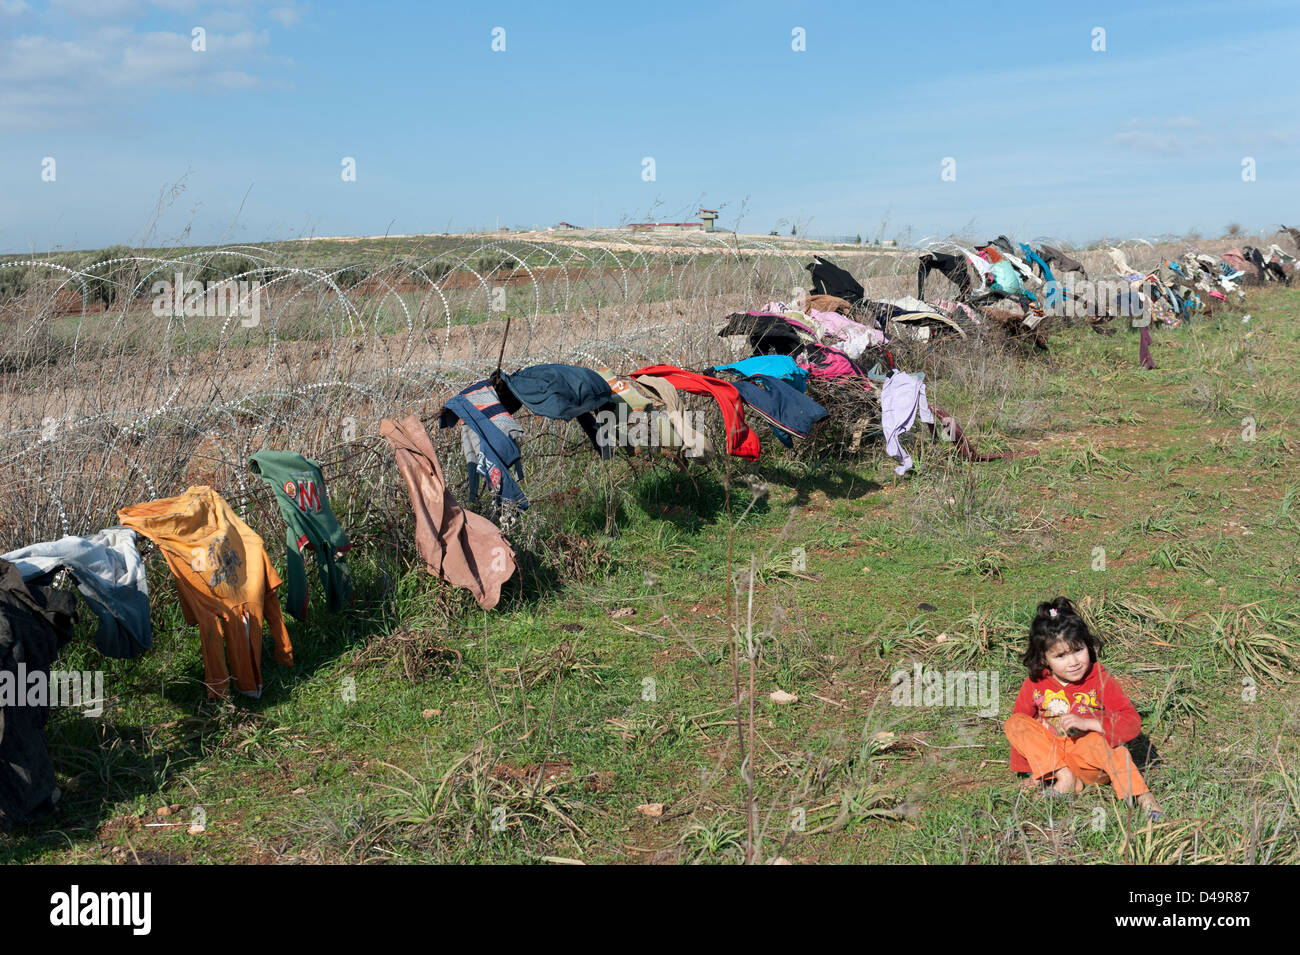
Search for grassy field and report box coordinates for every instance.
[4,287,1298,864]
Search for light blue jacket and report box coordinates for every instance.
[3,527,151,658]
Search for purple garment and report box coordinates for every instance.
[1139,326,1155,369]
[881,371,935,476]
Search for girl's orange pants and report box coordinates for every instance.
[1004,713,1148,799]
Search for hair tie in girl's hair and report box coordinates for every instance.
[1049,608,1059,619]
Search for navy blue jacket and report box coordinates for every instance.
[501,365,612,419]
[728,374,829,447]
[501,364,615,459]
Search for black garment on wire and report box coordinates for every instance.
[1,558,78,826]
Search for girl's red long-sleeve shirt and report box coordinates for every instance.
[1007,662,1141,773]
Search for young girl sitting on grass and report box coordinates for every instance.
[1005,597,1162,819]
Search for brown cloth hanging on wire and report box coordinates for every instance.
[380,415,517,610]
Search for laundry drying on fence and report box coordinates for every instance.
[881,370,934,476]
[909,233,1298,357]
[3,229,1289,827]
[439,379,529,510]
[631,374,714,461]
[249,451,354,622]
[1,557,78,826]
[712,286,1037,469]
[795,343,875,384]
[13,240,1252,694]
[1039,245,1087,278]
[3,527,151,659]
[118,486,293,700]
[918,251,974,300]
[715,371,829,448]
[806,255,865,304]
[710,355,808,391]
[629,365,762,461]
[718,310,820,355]
[381,415,517,611]
[595,367,682,453]
[802,308,886,358]
[499,363,616,459]
[805,293,856,315]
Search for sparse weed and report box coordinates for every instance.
[1149,540,1215,575]
[943,548,1011,581]
[1201,605,1300,684]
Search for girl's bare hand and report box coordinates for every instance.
[1058,713,1103,735]
[1057,713,1087,734]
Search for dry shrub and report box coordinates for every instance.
[348,627,463,683]
[1201,605,1300,684]
[905,458,1017,534]
[536,528,612,583]
[801,377,880,460]
[1075,593,1191,654]
[518,640,606,689]
[374,745,592,850]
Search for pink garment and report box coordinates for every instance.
[928,300,979,323]
[807,308,864,337]
[796,345,870,383]
[1139,325,1155,370]
[806,309,885,357]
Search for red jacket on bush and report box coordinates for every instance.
[630,365,761,460]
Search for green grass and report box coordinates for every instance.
[4,289,1300,864]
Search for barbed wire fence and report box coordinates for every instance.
[0,235,886,560]
[0,229,1278,563]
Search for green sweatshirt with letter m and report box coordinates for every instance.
[249,450,353,621]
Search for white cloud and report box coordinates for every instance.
[0,23,283,128]
[1262,127,1300,145]
[49,0,142,18]
[1113,130,1183,155]
[0,0,32,15]
[116,28,270,86]
[269,4,303,28]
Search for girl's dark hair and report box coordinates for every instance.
[1022,597,1102,679]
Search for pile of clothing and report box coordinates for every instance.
[917,239,1058,346]
[438,361,834,472]
[913,230,1299,353]
[715,268,1020,475]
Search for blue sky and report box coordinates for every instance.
[2,0,1297,252]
